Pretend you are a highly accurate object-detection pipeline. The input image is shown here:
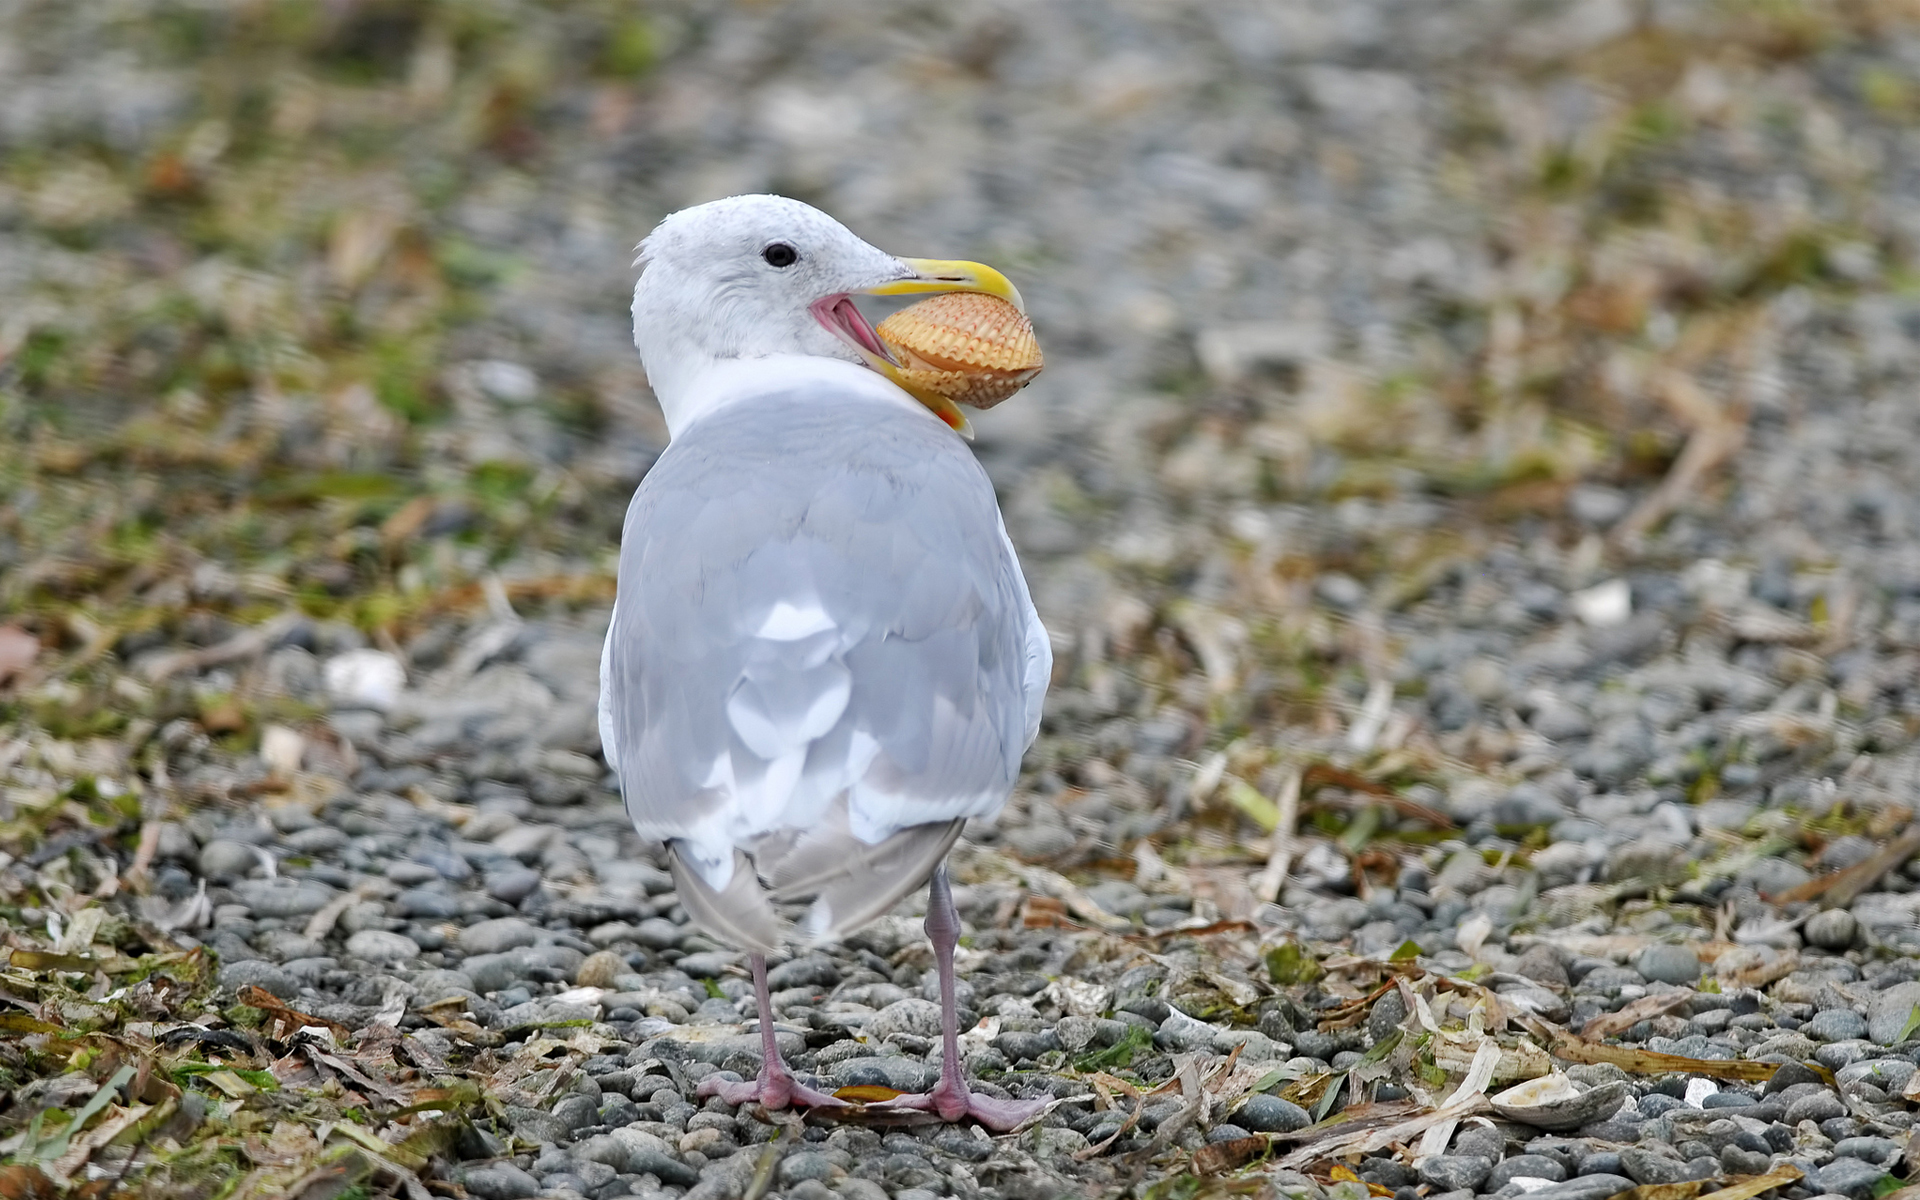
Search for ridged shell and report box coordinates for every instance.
[876,292,1043,409]
[1489,1074,1629,1131]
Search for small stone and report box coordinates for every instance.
[1765,1062,1824,1095]
[1514,945,1570,988]
[1451,1125,1505,1161]
[233,877,337,918]
[462,950,531,993]
[460,917,538,955]
[1809,1158,1893,1200]
[1417,1156,1492,1192]
[1804,1009,1868,1043]
[1236,1095,1312,1133]
[780,1152,843,1185]
[576,949,625,988]
[218,959,298,999]
[1804,910,1858,951]
[1785,1091,1847,1125]
[863,998,943,1043]
[632,917,680,949]
[1491,1156,1568,1190]
[1619,1149,1691,1185]
[197,839,259,881]
[1865,981,1920,1045]
[1527,1176,1636,1200]
[486,867,542,904]
[344,929,420,964]
[456,1163,539,1200]
[1633,945,1700,986]
[395,888,461,919]
[1833,1136,1901,1166]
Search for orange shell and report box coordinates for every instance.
[875,292,1043,409]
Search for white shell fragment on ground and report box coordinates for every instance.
[876,291,1043,409]
[323,649,406,711]
[1489,1072,1630,1131]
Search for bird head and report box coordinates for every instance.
[631,194,1023,435]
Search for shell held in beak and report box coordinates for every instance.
[875,292,1043,410]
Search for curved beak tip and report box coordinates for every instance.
[867,257,1025,313]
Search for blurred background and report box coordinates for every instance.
[5,0,1920,918]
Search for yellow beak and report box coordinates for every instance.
[866,258,1025,313]
[859,258,1025,437]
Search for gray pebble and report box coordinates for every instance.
[1866,981,1920,1045]
[1633,945,1700,986]
[486,866,542,904]
[1417,1155,1492,1192]
[218,959,298,999]
[1832,1136,1901,1166]
[1805,910,1858,950]
[1490,1156,1568,1190]
[1804,1009,1868,1042]
[233,877,337,918]
[456,1163,539,1200]
[1619,1149,1691,1185]
[463,950,531,993]
[1809,1158,1894,1200]
[460,917,538,955]
[1235,1094,1311,1133]
[1526,1176,1637,1200]
[197,839,259,881]
[345,929,420,964]
[1785,1091,1847,1124]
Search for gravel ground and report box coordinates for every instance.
[5,1,1920,1198]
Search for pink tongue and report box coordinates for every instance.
[832,296,887,357]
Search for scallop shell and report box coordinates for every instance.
[876,291,1043,409]
[1489,1073,1629,1131]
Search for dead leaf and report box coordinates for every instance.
[1775,825,1920,908]
[1602,1184,1705,1200]
[236,985,353,1038]
[1580,992,1693,1039]
[0,1164,57,1200]
[1520,1015,1781,1081]
[1195,1136,1270,1175]
[832,1085,903,1103]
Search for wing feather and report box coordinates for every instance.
[599,386,1045,945]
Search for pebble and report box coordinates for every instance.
[1633,945,1700,986]
[459,917,538,955]
[1804,1009,1869,1042]
[344,929,420,964]
[197,839,258,881]
[455,1163,539,1200]
[1785,1091,1848,1124]
[1866,981,1920,1045]
[575,949,626,988]
[1805,910,1858,950]
[1417,1156,1492,1192]
[217,959,298,999]
[1808,1158,1893,1200]
[485,866,542,904]
[1236,1094,1312,1133]
[233,878,336,918]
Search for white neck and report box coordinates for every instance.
[654,355,928,440]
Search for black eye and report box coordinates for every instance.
[763,242,799,268]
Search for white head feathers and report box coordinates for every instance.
[631,195,914,434]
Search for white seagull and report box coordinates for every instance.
[600,195,1051,1128]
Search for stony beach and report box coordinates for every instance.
[4,1,1920,1198]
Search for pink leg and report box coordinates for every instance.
[696,954,846,1111]
[875,867,1050,1132]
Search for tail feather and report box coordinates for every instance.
[667,844,782,954]
[665,796,962,952]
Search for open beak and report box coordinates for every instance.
[866,258,1025,313]
[812,258,1026,438]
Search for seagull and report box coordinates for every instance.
[600,195,1052,1129]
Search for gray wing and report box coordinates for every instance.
[600,387,1047,947]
